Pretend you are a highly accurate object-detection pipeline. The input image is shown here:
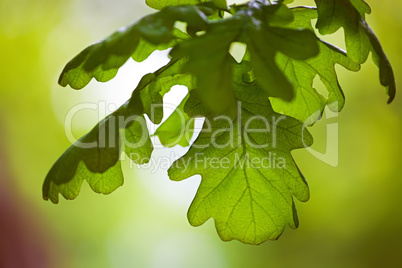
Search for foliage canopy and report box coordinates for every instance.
[44,0,395,244]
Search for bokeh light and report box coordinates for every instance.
[1,0,401,267]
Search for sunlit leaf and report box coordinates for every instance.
[168,61,312,244]
[315,0,395,103]
[44,0,396,245]
[59,5,212,89]
[154,94,195,147]
[146,0,227,10]
[271,7,360,124]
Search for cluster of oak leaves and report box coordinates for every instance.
[43,0,395,244]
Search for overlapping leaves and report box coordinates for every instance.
[44,58,193,203]
[58,5,209,89]
[271,7,360,124]
[146,0,228,10]
[314,0,395,103]
[170,1,320,113]
[169,61,312,244]
[44,0,396,244]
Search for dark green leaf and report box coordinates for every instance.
[146,0,227,10]
[59,5,210,89]
[132,28,190,62]
[171,2,319,111]
[170,19,239,114]
[154,94,195,147]
[43,103,152,203]
[128,58,192,124]
[45,58,193,203]
[271,7,360,124]
[314,0,395,103]
[46,0,397,245]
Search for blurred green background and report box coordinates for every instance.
[1,0,401,267]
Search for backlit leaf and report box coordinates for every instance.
[44,0,396,245]
[168,61,312,244]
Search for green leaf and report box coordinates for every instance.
[153,94,195,147]
[244,21,319,101]
[263,3,294,26]
[43,103,152,203]
[128,58,192,124]
[271,7,360,124]
[146,0,227,10]
[170,2,319,112]
[315,0,370,64]
[170,19,238,114]
[364,24,396,104]
[132,28,190,62]
[168,61,313,244]
[315,0,366,35]
[152,70,195,147]
[314,0,395,103]
[146,0,200,10]
[59,5,211,89]
[45,58,194,203]
[45,0,397,244]
[212,0,227,9]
